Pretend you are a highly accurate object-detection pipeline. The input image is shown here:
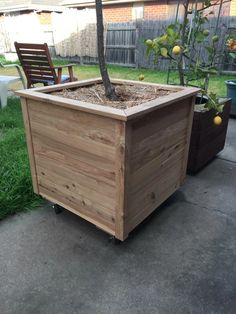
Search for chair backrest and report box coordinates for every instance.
[14,42,57,88]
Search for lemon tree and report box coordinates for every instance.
[144,0,228,116]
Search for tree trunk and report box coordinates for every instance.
[95,0,118,100]
[178,0,192,86]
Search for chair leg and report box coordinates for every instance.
[0,83,8,108]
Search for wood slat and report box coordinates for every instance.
[39,186,115,234]
[22,78,103,93]
[129,149,184,213]
[127,165,182,232]
[17,43,46,49]
[15,83,127,121]
[114,121,129,241]
[23,65,52,71]
[38,173,115,223]
[180,96,195,182]
[131,120,188,173]
[24,69,53,75]
[130,99,189,147]
[30,119,116,161]
[34,137,116,187]
[18,49,49,55]
[28,100,117,146]
[40,187,115,235]
[35,155,115,197]
[130,158,182,218]
[28,76,54,82]
[21,60,51,67]
[20,55,49,61]
[20,98,39,193]
[131,136,187,192]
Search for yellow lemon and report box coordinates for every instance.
[172,45,181,55]
[139,74,145,81]
[213,115,222,125]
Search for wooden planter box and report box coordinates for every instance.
[16,79,199,241]
[187,98,231,173]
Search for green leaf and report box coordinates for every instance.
[158,34,168,44]
[208,69,218,74]
[204,92,224,113]
[196,31,205,43]
[146,46,153,57]
[205,46,214,54]
[166,25,175,37]
[204,0,211,6]
[229,52,236,59]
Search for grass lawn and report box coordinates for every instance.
[1,62,235,96]
[0,98,41,220]
[73,64,235,97]
[0,61,235,220]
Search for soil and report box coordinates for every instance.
[52,83,178,110]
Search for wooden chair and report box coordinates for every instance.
[14,42,77,88]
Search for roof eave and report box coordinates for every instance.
[60,0,151,8]
[0,4,65,14]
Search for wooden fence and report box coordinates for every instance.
[0,9,235,71]
[104,16,234,71]
[64,16,235,71]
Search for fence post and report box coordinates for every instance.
[135,21,139,69]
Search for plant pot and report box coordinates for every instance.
[16,79,199,241]
[226,80,236,116]
[187,97,231,174]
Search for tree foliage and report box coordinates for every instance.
[145,0,229,113]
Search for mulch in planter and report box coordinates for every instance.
[52,83,178,109]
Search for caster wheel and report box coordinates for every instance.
[53,204,64,214]
[109,236,122,245]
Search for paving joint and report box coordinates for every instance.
[217,157,236,164]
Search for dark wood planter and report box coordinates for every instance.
[187,98,231,173]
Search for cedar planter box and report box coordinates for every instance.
[187,98,231,173]
[16,79,199,241]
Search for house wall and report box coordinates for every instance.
[37,12,51,24]
[101,0,232,22]
[102,1,169,22]
[230,0,236,16]
[103,3,133,22]
[67,0,232,23]
[144,1,168,20]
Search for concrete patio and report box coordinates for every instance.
[0,118,235,314]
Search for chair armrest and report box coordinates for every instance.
[0,63,26,89]
[53,64,76,70]
[53,64,77,83]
